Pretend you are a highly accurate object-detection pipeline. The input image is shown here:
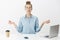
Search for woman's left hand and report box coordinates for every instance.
[44,19,50,24]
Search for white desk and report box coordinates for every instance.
[0,33,60,40]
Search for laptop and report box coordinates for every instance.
[45,24,59,38]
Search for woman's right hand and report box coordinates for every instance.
[8,20,17,27]
[8,20,14,25]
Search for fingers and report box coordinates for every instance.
[8,20,13,24]
[46,19,50,24]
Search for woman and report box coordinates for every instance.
[8,1,50,35]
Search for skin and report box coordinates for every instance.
[25,4,32,18]
[8,4,50,28]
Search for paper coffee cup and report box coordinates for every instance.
[5,30,10,37]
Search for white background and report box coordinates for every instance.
[0,0,60,40]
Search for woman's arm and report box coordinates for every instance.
[40,19,50,29]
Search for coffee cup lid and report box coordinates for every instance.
[6,30,10,32]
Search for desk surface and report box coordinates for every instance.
[0,34,60,40]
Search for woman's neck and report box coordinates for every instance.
[26,13,32,18]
